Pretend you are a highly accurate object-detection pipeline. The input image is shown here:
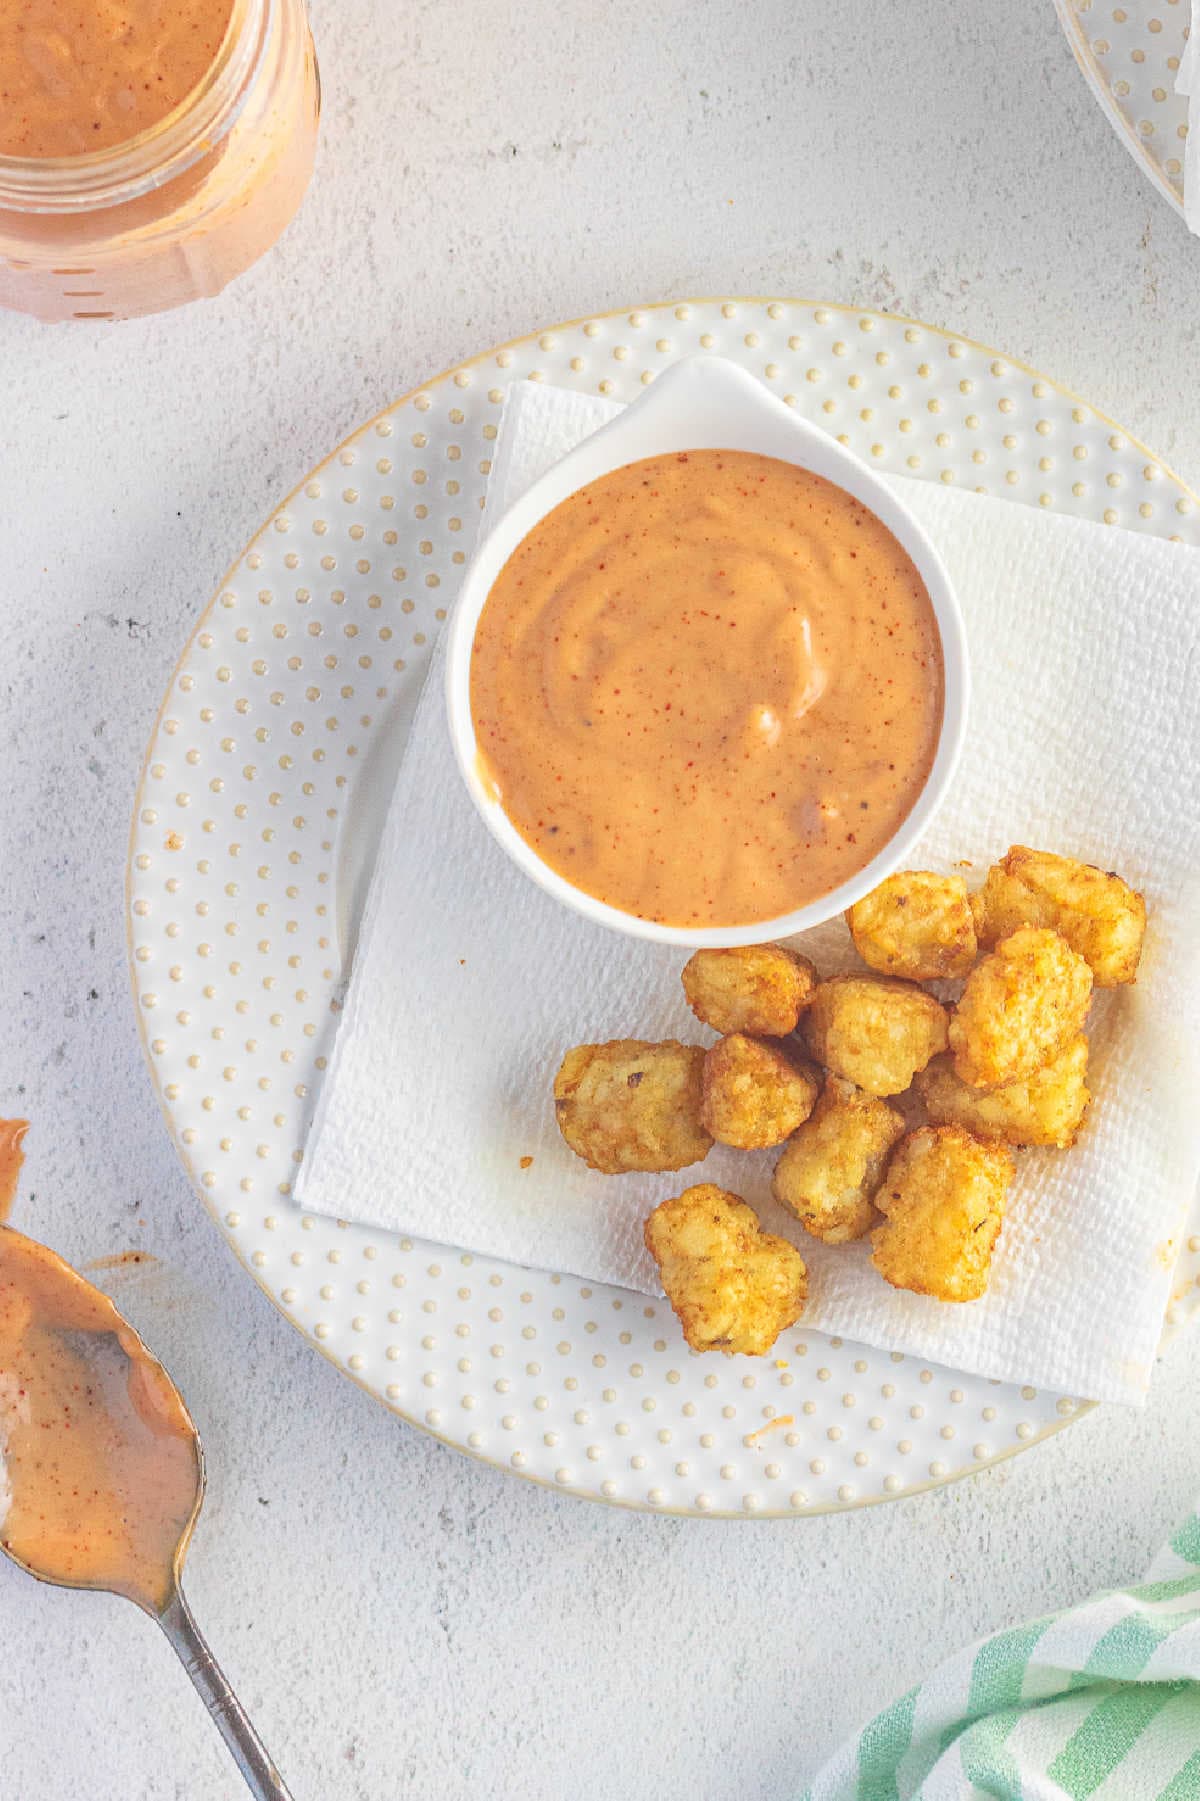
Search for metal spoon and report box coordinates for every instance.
[0,1225,294,1800]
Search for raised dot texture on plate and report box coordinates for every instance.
[128,299,1200,1518]
[1054,0,1189,214]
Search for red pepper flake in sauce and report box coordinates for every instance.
[471,451,944,928]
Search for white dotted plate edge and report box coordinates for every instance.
[1055,0,1189,216]
[127,298,1200,1518]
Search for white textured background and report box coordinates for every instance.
[2,2,1200,1796]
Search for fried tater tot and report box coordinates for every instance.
[949,926,1092,1091]
[772,1074,906,1243]
[871,1126,1014,1302]
[973,846,1147,987]
[846,870,977,981]
[553,1039,712,1174]
[917,1036,1090,1149]
[644,1183,808,1355]
[681,944,817,1037]
[801,974,949,1096]
[700,1034,820,1150]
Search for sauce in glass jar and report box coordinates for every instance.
[0,0,318,320]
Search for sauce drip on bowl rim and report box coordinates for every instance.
[0,1227,201,1614]
[470,450,944,929]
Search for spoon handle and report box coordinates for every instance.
[159,1584,295,1800]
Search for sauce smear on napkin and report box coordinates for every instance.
[471,450,943,927]
[0,1228,200,1611]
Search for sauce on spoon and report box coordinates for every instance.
[0,1226,200,1613]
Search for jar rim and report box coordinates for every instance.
[0,0,274,212]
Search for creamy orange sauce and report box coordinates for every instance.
[0,0,235,158]
[0,1228,200,1613]
[0,1121,27,1224]
[471,451,944,927]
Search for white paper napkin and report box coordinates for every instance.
[297,380,1200,1405]
[1176,3,1200,231]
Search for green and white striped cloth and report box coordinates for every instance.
[805,1511,1200,1800]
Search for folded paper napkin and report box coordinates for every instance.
[296,379,1200,1405]
[1176,3,1200,232]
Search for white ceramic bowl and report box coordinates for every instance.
[446,354,969,947]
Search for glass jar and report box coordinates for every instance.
[0,0,319,322]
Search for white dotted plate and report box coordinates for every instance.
[1055,0,1189,216]
[128,299,1200,1517]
